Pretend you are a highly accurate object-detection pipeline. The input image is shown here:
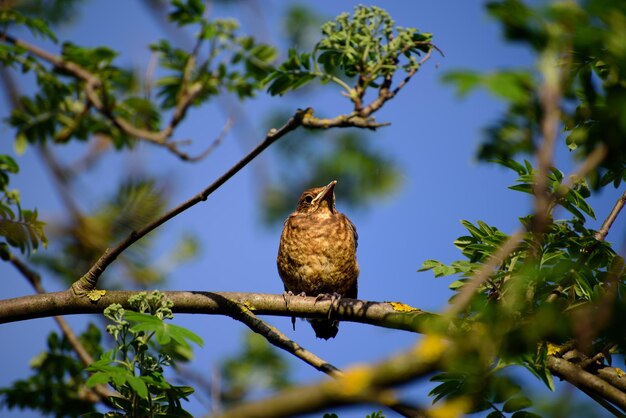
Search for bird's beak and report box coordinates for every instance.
[313,180,337,212]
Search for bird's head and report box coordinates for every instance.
[295,180,337,215]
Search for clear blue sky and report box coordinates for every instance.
[1,1,623,417]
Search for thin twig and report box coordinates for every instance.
[223,295,341,376]
[69,109,306,295]
[222,299,422,417]
[595,189,626,241]
[182,116,233,162]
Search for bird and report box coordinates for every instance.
[277,180,359,339]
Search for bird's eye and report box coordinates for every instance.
[304,195,313,204]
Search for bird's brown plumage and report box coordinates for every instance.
[277,180,359,339]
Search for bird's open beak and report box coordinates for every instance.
[313,180,337,212]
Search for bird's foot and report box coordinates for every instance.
[315,292,342,319]
[283,291,306,330]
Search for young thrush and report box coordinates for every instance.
[277,180,359,339]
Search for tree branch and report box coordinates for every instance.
[595,189,626,241]
[219,296,423,417]
[0,32,208,160]
[217,335,444,418]
[547,355,626,413]
[69,110,306,295]
[0,290,433,331]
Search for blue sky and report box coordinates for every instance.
[1,1,624,417]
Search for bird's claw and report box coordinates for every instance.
[283,291,306,330]
[315,292,342,319]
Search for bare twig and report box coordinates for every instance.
[595,189,626,241]
[182,116,233,162]
[69,110,305,295]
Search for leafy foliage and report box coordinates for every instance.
[444,0,626,189]
[86,292,203,418]
[266,5,432,101]
[3,2,276,153]
[420,0,626,412]
[0,155,47,256]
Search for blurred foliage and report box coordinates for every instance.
[262,118,401,224]
[86,292,203,417]
[0,323,102,417]
[34,177,199,287]
[420,0,626,413]
[0,154,47,256]
[2,2,276,153]
[220,331,291,405]
[10,0,86,26]
[443,0,626,189]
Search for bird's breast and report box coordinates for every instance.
[277,213,359,297]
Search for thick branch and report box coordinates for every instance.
[0,291,433,332]
[547,356,626,413]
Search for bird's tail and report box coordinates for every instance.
[309,319,339,339]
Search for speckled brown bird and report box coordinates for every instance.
[277,180,359,339]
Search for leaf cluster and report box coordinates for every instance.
[0,155,47,256]
[86,291,203,418]
[2,3,276,153]
[419,158,622,410]
[266,5,432,105]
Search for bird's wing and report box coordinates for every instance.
[345,215,358,249]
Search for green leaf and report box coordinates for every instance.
[127,375,149,399]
